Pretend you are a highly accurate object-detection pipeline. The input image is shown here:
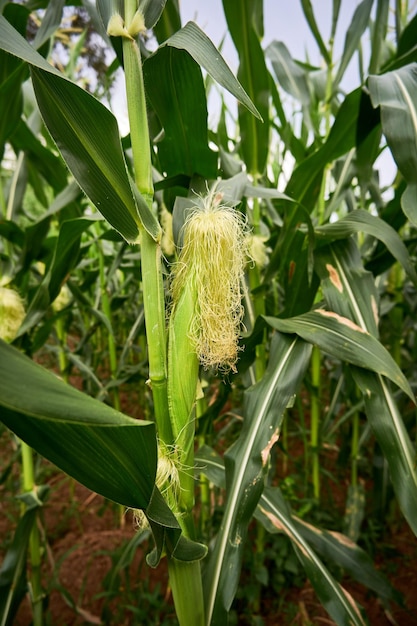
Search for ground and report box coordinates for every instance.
[2,438,417,625]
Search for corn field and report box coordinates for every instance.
[1,1,417,625]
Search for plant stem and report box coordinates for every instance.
[121,5,204,624]
[351,407,359,488]
[310,345,321,502]
[97,239,120,411]
[21,442,43,626]
[168,559,205,626]
[55,315,68,383]
[121,13,171,442]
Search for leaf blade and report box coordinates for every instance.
[203,333,312,624]
[264,310,413,400]
[164,21,261,120]
[0,340,157,510]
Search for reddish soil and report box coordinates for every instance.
[1,373,417,625]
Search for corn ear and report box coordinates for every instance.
[168,278,199,449]
[167,277,200,514]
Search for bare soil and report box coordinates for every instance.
[2,442,417,625]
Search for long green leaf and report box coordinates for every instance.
[143,46,217,179]
[0,4,28,159]
[315,238,380,336]
[203,333,312,625]
[352,369,417,538]
[0,15,159,243]
[334,0,374,87]
[300,0,331,64]
[164,20,261,121]
[0,340,157,510]
[222,0,269,174]
[18,218,94,337]
[139,0,167,30]
[257,489,367,626]
[0,341,207,565]
[316,208,417,286]
[264,310,413,400]
[0,506,38,626]
[265,88,364,314]
[317,241,417,538]
[267,41,311,109]
[369,63,417,225]
[196,449,368,626]
[32,0,65,48]
[30,66,147,242]
[290,515,398,602]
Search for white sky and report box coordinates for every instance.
[179,0,369,86]
[113,1,398,183]
[176,0,398,186]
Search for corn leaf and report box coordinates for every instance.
[289,513,398,603]
[139,0,167,30]
[369,63,417,225]
[352,369,417,538]
[17,218,94,337]
[222,0,269,174]
[265,88,364,314]
[196,448,370,626]
[316,240,417,538]
[267,41,312,121]
[164,20,261,121]
[143,46,217,179]
[0,15,160,243]
[264,311,413,401]
[300,0,331,64]
[334,0,374,87]
[0,5,28,159]
[316,208,417,286]
[203,332,312,625]
[31,0,65,48]
[0,506,38,626]
[315,238,380,336]
[257,489,367,626]
[0,340,157,510]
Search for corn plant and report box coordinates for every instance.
[1,1,417,625]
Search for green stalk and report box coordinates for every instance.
[388,262,403,367]
[310,30,334,503]
[0,170,7,219]
[351,408,359,488]
[369,0,389,76]
[310,344,321,502]
[55,315,68,383]
[97,239,120,411]
[121,9,171,443]
[395,0,409,40]
[168,559,205,626]
[121,4,203,624]
[196,395,210,538]
[21,442,43,626]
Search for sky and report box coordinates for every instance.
[179,0,368,87]
[176,0,397,185]
[112,1,397,183]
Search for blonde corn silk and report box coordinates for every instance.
[0,286,25,342]
[171,187,248,371]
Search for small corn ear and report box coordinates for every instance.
[168,277,200,452]
[167,278,200,513]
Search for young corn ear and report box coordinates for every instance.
[0,286,25,342]
[166,185,248,515]
[170,186,248,373]
[167,277,200,514]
